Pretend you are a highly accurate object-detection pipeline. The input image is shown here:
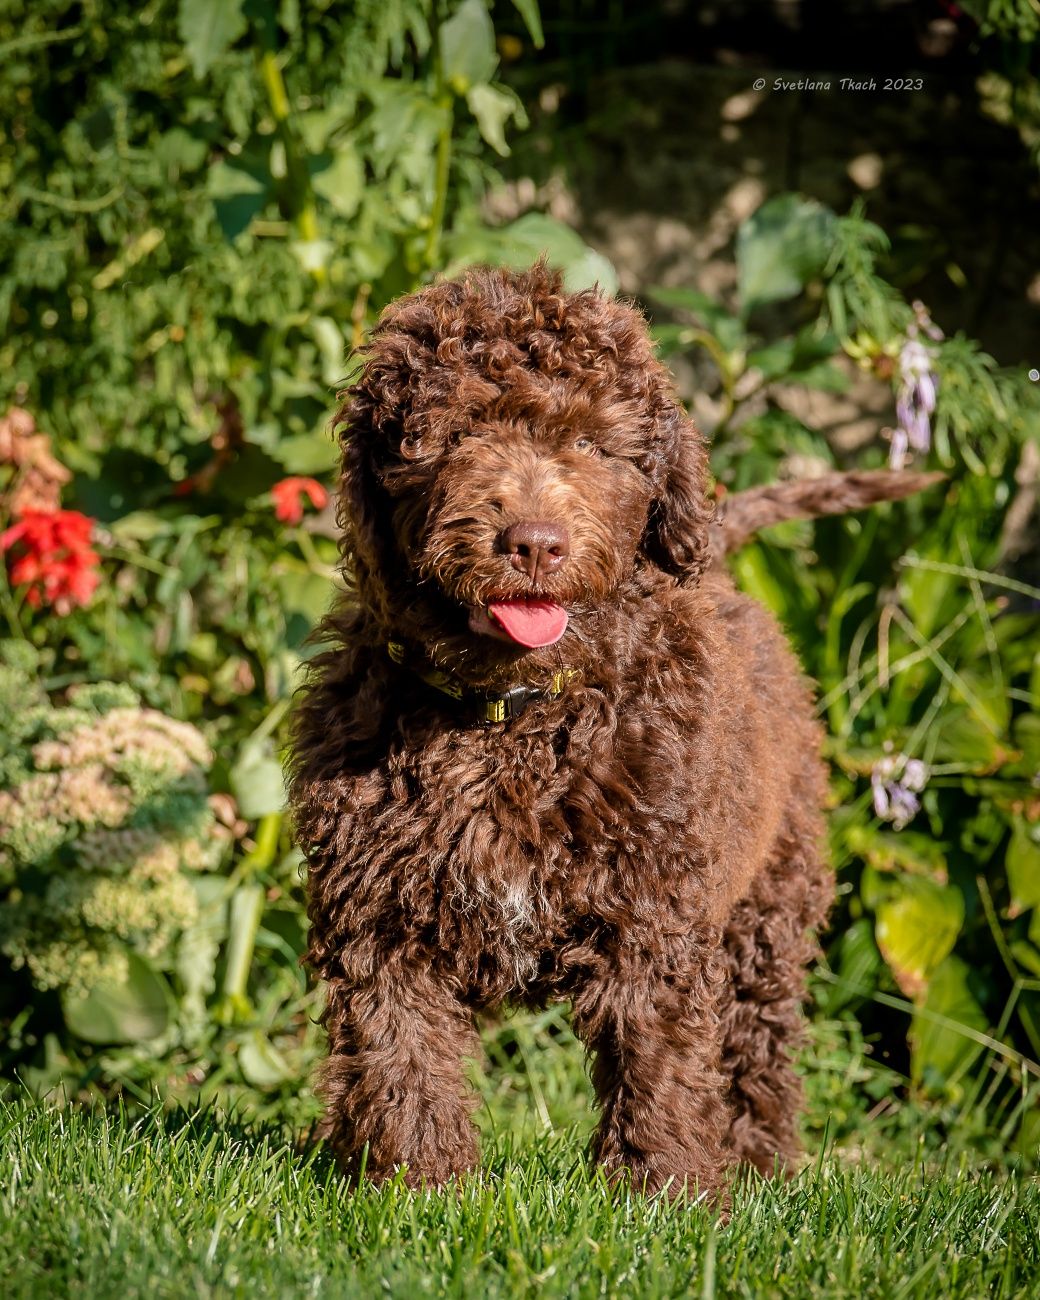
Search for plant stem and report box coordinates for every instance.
[217,812,284,1025]
[294,526,335,577]
[217,882,267,1025]
[424,2,454,274]
[681,328,741,435]
[236,810,284,878]
[258,48,324,279]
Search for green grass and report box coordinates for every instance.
[2,1012,1038,1298]
[1,1099,1038,1299]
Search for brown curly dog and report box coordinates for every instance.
[289,263,938,1200]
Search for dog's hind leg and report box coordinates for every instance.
[718,820,832,1179]
[318,959,481,1188]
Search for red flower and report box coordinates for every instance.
[0,509,101,614]
[271,476,329,525]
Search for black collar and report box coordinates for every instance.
[386,639,579,725]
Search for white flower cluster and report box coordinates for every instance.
[0,647,222,997]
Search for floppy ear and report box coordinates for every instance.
[332,360,400,601]
[638,401,715,584]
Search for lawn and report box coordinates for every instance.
[3,1015,1038,1300]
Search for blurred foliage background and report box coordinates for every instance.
[1,0,1039,1162]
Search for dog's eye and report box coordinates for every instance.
[575,438,602,456]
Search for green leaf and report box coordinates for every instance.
[852,826,948,883]
[1011,713,1040,773]
[731,543,796,621]
[440,0,497,94]
[736,194,838,318]
[178,0,248,79]
[747,338,797,382]
[155,128,209,172]
[647,286,747,353]
[62,954,171,1045]
[730,539,818,629]
[1007,817,1040,917]
[290,239,334,276]
[447,212,618,295]
[898,549,956,642]
[1010,939,1040,978]
[510,0,545,47]
[751,326,847,391]
[734,410,832,484]
[875,878,964,998]
[109,511,173,542]
[275,571,334,627]
[311,315,347,388]
[312,147,364,218]
[818,917,881,1014]
[279,0,300,36]
[910,956,987,1087]
[230,737,286,820]
[238,1030,293,1089]
[794,360,850,392]
[273,430,340,475]
[931,705,1005,771]
[466,83,526,156]
[207,160,269,241]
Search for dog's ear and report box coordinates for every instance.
[638,400,715,584]
[332,357,400,595]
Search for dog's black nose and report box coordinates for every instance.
[499,520,570,582]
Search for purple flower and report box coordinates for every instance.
[887,308,942,469]
[871,754,929,831]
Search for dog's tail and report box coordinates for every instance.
[711,469,944,557]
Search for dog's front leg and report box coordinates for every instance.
[572,939,732,1201]
[319,958,480,1188]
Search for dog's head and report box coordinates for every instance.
[335,263,712,684]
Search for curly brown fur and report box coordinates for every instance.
[712,468,945,560]
[289,263,934,1200]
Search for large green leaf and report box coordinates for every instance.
[875,878,964,998]
[440,0,497,93]
[178,0,248,79]
[62,953,172,1045]
[736,194,838,318]
[446,213,618,295]
[910,956,987,1087]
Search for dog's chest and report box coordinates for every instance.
[382,709,693,998]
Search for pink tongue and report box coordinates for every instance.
[488,600,569,648]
